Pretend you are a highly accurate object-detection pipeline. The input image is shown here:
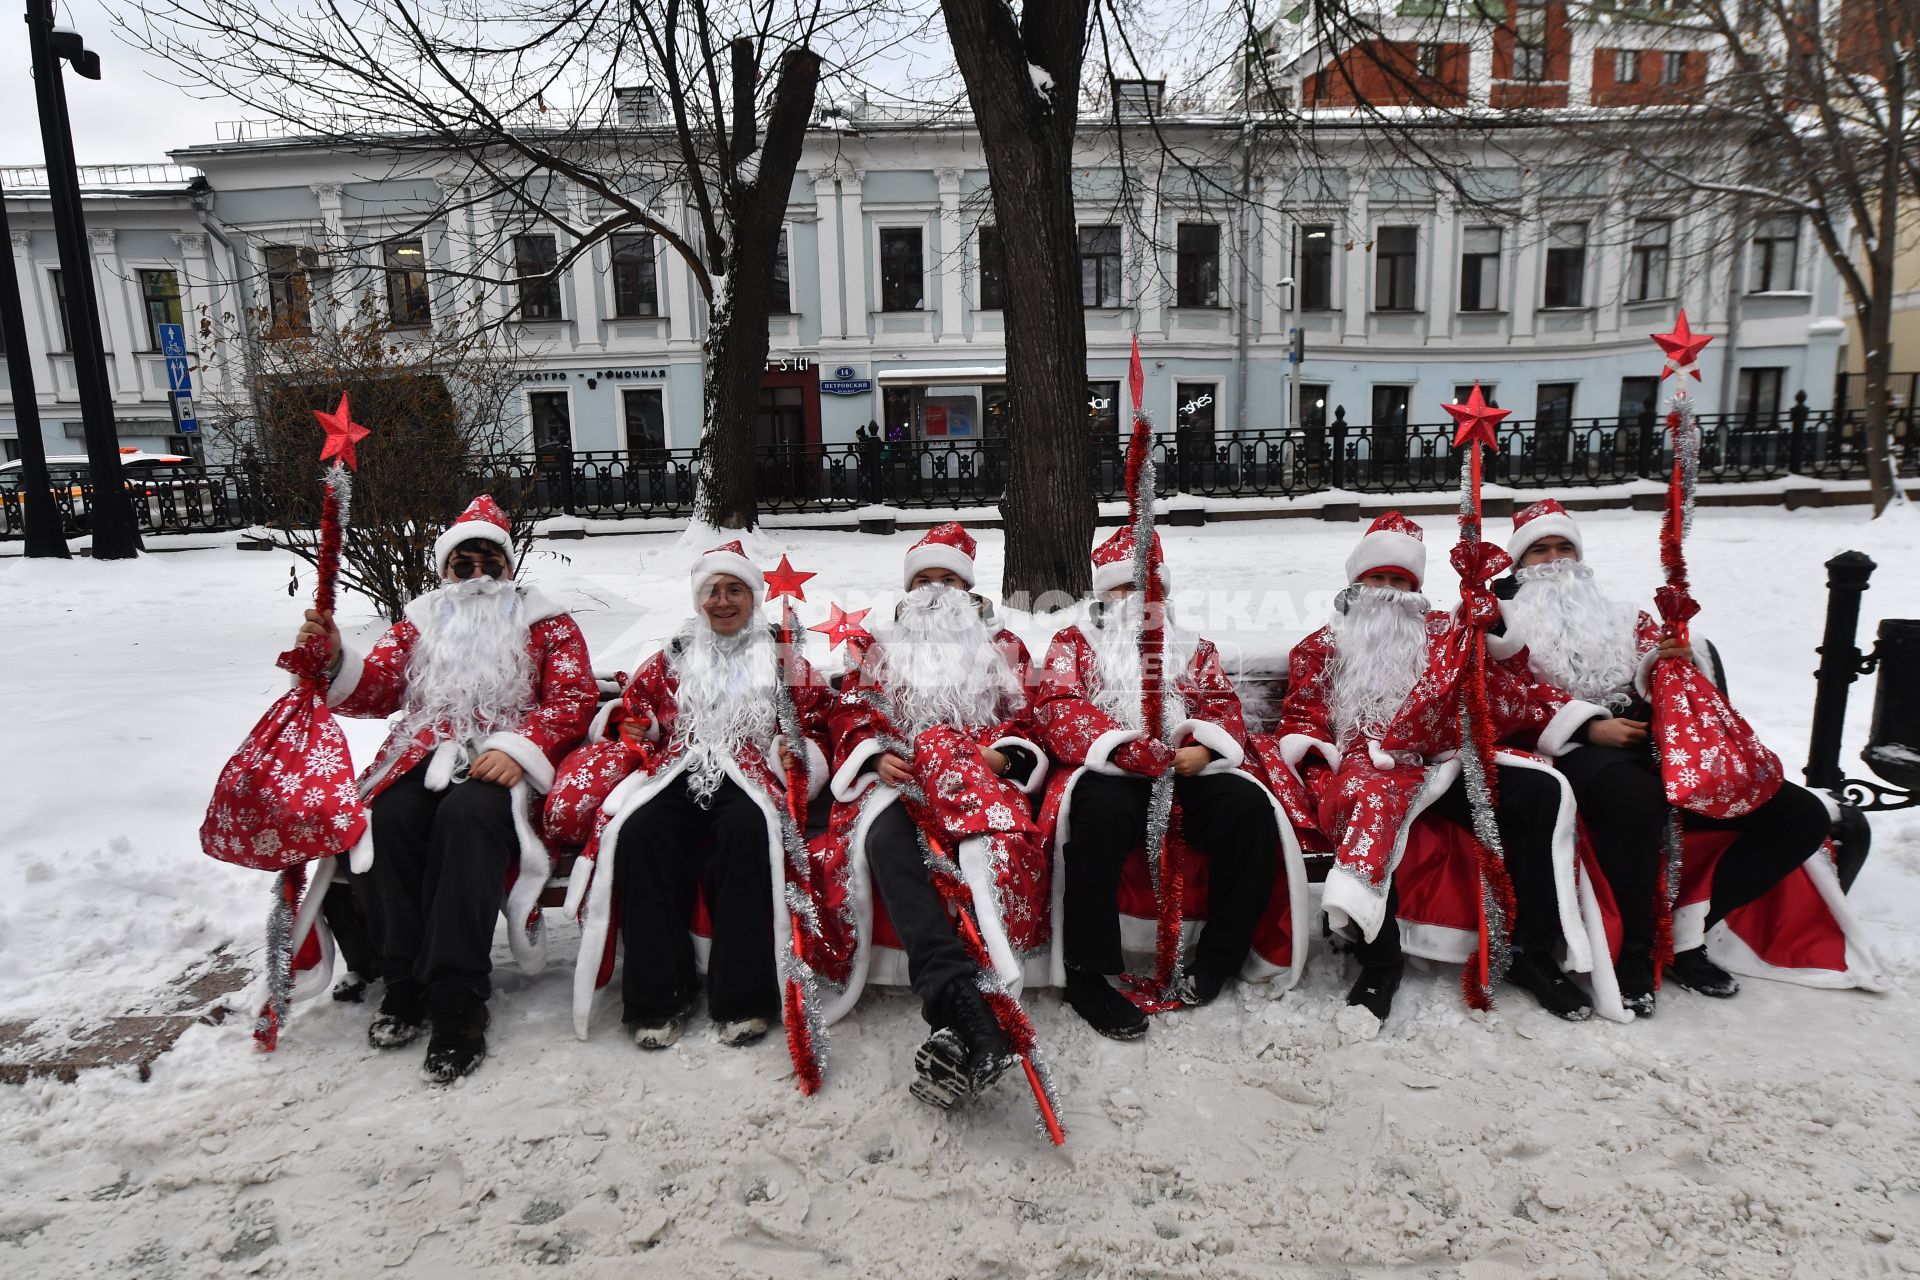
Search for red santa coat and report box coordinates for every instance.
[327,585,595,975]
[808,628,1052,998]
[548,628,833,1039]
[1031,621,1311,989]
[1261,610,1628,1015]
[1487,605,1885,995]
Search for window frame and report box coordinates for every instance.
[1542,221,1589,309]
[1459,225,1502,312]
[48,268,72,351]
[1749,215,1799,292]
[770,224,794,315]
[1534,381,1578,430]
[1078,224,1124,309]
[1086,378,1121,435]
[139,268,183,351]
[608,231,660,319]
[1173,379,1221,436]
[621,385,670,460]
[513,233,565,322]
[1660,50,1686,85]
[1297,223,1335,311]
[1614,49,1641,83]
[1175,222,1223,308]
[263,245,311,335]
[1512,6,1549,82]
[1373,225,1419,312]
[878,224,927,313]
[978,223,1005,311]
[382,239,431,327]
[1627,217,1672,303]
[524,385,576,455]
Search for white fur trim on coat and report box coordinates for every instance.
[1632,633,1720,700]
[990,735,1050,796]
[831,737,889,804]
[1345,529,1427,589]
[1275,732,1342,780]
[326,645,367,709]
[1506,509,1581,565]
[1167,718,1246,774]
[901,543,976,589]
[1708,853,1888,992]
[1535,699,1608,759]
[502,778,553,973]
[479,730,557,793]
[285,857,339,1006]
[1082,726,1147,776]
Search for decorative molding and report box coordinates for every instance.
[170,232,209,254]
[935,167,964,193]
[9,231,29,250]
[87,227,117,251]
[309,183,345,203]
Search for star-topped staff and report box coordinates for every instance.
[1650,310,1714,647]
[809,601,872,651]
[762,552,828,1093]
[313,392,371,470]
[1439,381,1518,1012]
[305,394,369,642]
[1653,309,1712,383]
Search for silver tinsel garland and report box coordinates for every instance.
[1129,425,1183,991]
[256,868,297,1042]
[772,601,828,1082]
[1455,700,1514,995]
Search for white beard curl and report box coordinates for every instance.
[1507,558,1642,712]
[401,577,534,745]
[1088,592,1193,732]
[883,584,1022,737]
[1327,586,1430,743]
[670,616,778,804]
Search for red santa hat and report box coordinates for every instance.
[1344,510,1427,588]
[902,521,978,589]
[432,494,514,576]
[690,540,765,610]
[1091,525,1172,596]
[1507,498,1583,563]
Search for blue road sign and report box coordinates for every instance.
[158,323,188,359]
[157,324,198,432]
[165,356,192,393]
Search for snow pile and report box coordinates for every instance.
[2,510,1918,1276]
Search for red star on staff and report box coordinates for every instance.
[764,554,815,604]
[1652,309,1713,381]
[1442,382,1511,451]
[312,393,371,469]
[809,601,871,650]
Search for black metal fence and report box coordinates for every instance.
[6,398,1917,540]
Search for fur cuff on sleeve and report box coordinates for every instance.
[1167,718,1246,774]
[1084,727,1146,776]
[325,645,366,709]
[831,737,888,804]
[478,731,558,794]
[1536,700,1608,759]
[990,735,1050,795]
[1276,732,1342,780]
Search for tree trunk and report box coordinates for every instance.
[695,47,822,531]
[942,0,1095,607]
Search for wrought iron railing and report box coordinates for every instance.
[4,400,1914,539]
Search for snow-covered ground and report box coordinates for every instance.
[3,508,1918,1279]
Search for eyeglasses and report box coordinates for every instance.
[449,557,507,580]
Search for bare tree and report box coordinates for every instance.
[1275,0,1916,513]
[121,0,913,531]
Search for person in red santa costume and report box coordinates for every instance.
[822,522,1049,1108]
[1033,527,1301,1040]
[570,542,832,1051]
[1273,511,1609,1022]
[293,494,596,1081]
[1491,499,1837,1014]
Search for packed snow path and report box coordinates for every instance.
[3,510,1917,1278]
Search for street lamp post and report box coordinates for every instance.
[0,166,70,557]
[25,0,142,558]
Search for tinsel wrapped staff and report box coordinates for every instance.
[1124,336,1185,997]
[200,393,372,1050]
[1439,383,1518,1012]
[765,554,829,1094]
[1645,312,1785,980]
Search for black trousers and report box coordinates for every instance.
[1353,765,1563,965]
[356,761,515,1001]
[866,801,975,1023]
[1061,770,1278,979]
[1559,744,1831,953]
[614,774,780,1025]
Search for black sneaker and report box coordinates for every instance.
[1669,947,1740,998]
[1063,967,1148,1041]
[909,1029,974,1110]
[1346,959,1404,1021]
[1616,948,1657,1018]
[368,977,428,1049]
[1507,950,1593,1021]
[935,977,1017,1096]
[1171,963,1229,1008]
[421,986,488,1083]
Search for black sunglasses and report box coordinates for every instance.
[450,557,507,580]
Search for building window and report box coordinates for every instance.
[1513,1,1548,82]
[771,227,793,314]
[1660,51,1686,84]
[622,387,667,459]
[1628,218,1671,302]
[1079,225,1123,308]
[383,240,430,326]
[1176,382,1218,434]
[1614,49,1641,83]
[1417,42,1442,78]
[1543,222,1588,308]
[1617,376,1661,427]
[1454,384,1499,407]
[609,233,658,318]
[1736,367,1785,423]
[48,269,72,349]
[140,269,182,350]
[978,224,1005,310]
[1750,215,1798,291]
[1176,223,1222,307]
[1535,382,1576,430]
[1298,223,1334,310]
[1086,379,1119,434]
[514,234,564,320]
[263,246,310,334]
[528,390,571,457]
[1374,225,1418,311]
[880,227,925,312]
[1459,226,1501,312]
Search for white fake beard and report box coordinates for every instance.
[670,616,778,803]
[1327,586,1430,742]
[883,584,1022,737]
[401,576,535,745]
[1089,592,1191,731]
[1507,558,1642,711]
